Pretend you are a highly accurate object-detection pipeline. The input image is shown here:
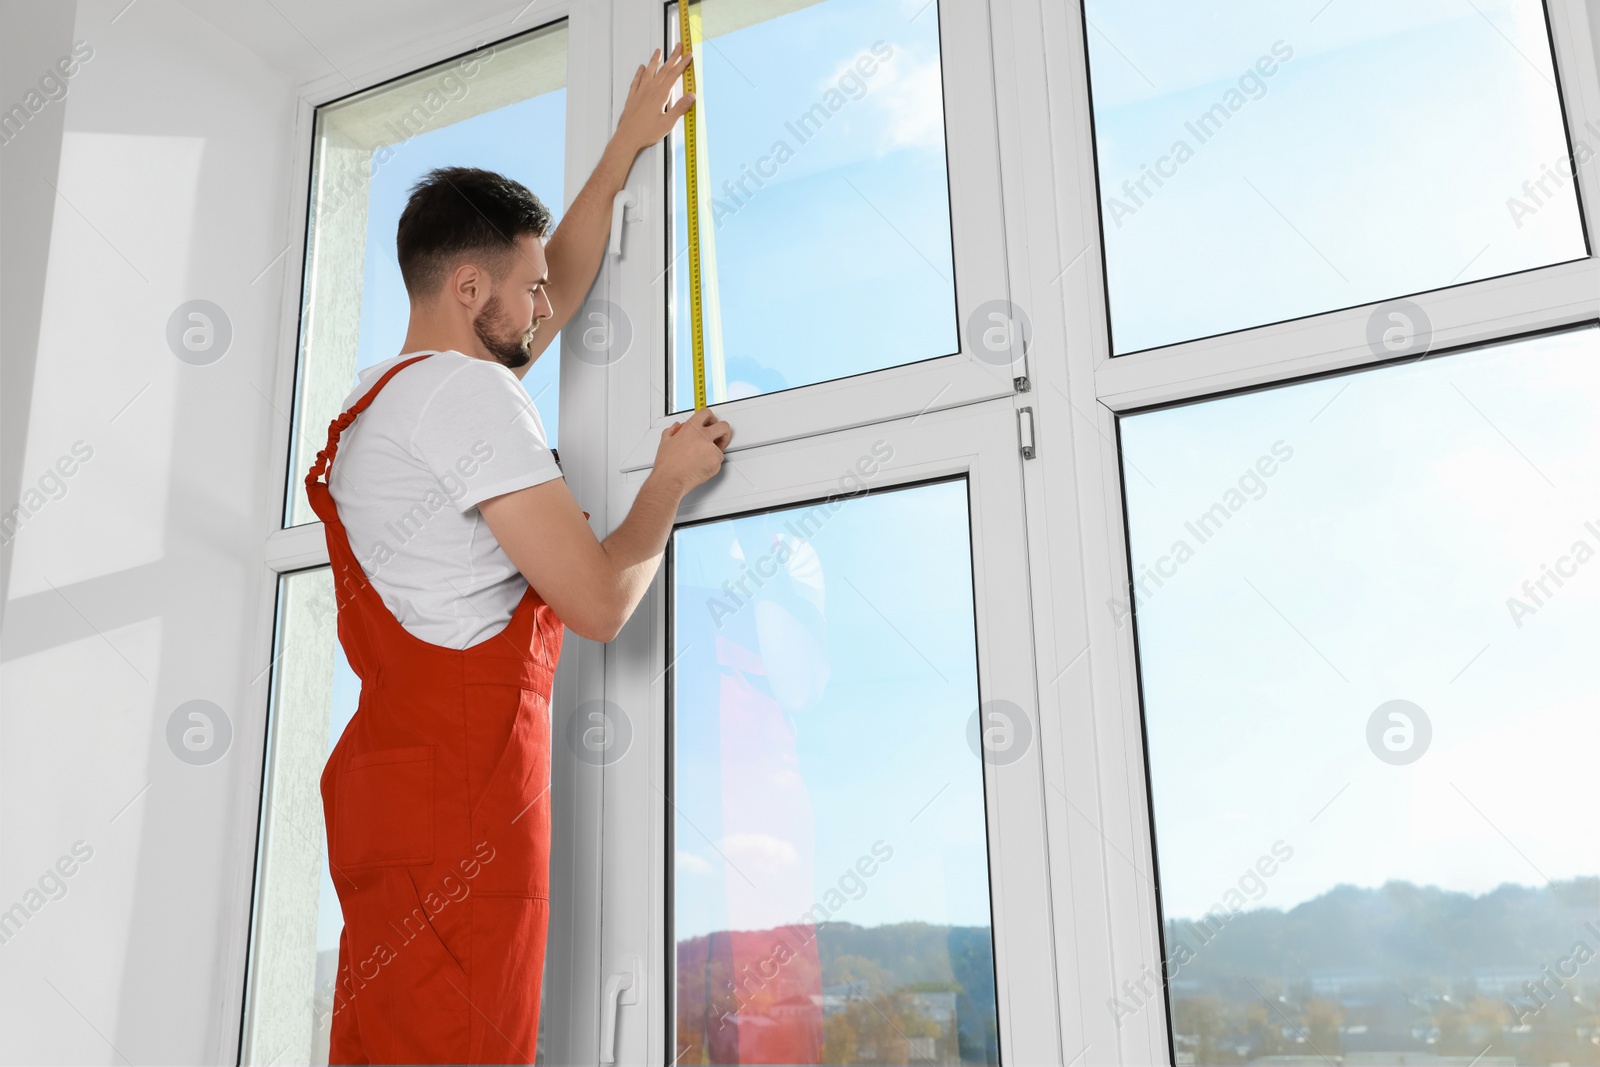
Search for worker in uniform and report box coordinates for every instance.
[303,42,733,1065]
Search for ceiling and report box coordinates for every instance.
[171,0,550,89]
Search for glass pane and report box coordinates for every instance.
[241,567,354,1064]
[670,480,1001,1064]
[242,569,552,1064]
[1083,0,1587,355]
[286,22,568,526]
[665,0,957,412]
[1119,325,1600,1065]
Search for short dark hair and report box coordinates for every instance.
[396,166,554,299]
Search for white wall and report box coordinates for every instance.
[0,0,298,1062]
[0,0,581,1058]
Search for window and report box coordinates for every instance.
[1082,0,1588,355]
[284,21,569,527]
[242,567,554,1063]
[597,398,1058,1064]
[239,567,350,1064]
[663,0,957,410]
[248,15,582,1062]
[611,0,1015,470]
[240,563,560,1062]
[669,481,1000,1064]
[1119,324,1600,1064]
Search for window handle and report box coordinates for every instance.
[599,957,638,1064]
[609,189,640,257]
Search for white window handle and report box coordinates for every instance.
[609,189,641,257]
[599,959,638,1064]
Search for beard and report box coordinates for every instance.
[472,291,537,370]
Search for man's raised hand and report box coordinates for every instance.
[613,42,695,155]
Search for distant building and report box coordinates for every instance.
[1468,966,1545,997]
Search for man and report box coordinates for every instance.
[303,42,732,1064]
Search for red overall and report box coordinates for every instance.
[305,352,575,1065]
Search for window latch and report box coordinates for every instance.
[609,189,642,257]
[599,956,639,1063]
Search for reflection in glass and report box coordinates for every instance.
[1083,0,1587,354]
[287,22,568,526]
[1120,325,1600,1065]
[670,479,999,1064]
[666,0,957,412]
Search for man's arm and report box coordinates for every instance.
[480,469,686,642]
[525,44,694,366]
[479,410,732,642]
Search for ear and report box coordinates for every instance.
[450,261,487,308]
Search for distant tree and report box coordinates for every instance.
[822,989,943,1064]
[1301,996,1343,1054]
[1173,996,1229,1064]
[1244,1000,1286,1057]
[827,954,892,995]
[823,1013,860,1064]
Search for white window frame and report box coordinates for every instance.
[238,3,617,1063]
[607,0,1028,473]
[1030,0,1600,1063]
[1075,0,1600,412]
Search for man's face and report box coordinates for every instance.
[472,233,552,372]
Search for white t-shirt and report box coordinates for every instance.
[327,349,565,649]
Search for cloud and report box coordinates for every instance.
[676,850,713,875]
[820,43,946,157]
[720,831,800,868]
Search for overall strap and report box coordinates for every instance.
[301,353,435,681]
[305,353,436,492]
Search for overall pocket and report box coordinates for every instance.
[469,689,551,898]
[332,745,435,870]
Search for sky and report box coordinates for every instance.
[667,0,958,411]
[1083,0,1588,353]
[353,81,567,446]
[670,479,995,941]
[1121,325,1600,921]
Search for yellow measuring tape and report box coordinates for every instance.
[677,0,725,411]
